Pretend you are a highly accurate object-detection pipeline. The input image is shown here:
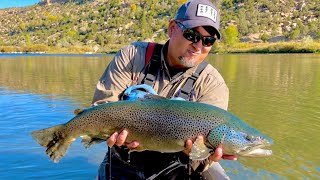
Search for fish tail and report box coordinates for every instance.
[31,124,74,163]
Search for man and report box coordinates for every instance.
[92,0,236,179]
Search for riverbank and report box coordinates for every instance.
[1,41,319,54]
[214,41,320,54]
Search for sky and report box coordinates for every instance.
[0,0,41,9]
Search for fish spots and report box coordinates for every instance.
[59,99,271,157]
[207,124,230,148]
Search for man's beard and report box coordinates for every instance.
[178,56,198,68]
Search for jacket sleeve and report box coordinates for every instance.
[91,46,134,105]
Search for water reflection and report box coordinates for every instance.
[0,54,319,179]
[0,88,107,179]
[208,54,320,179]
[0,55,112,106]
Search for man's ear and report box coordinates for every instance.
[168,20,176,38]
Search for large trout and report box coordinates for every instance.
[31,98,273,163]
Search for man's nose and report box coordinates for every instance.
[192,39,203,49]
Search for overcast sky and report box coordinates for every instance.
[0,0,40,9]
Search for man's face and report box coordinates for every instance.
[167,20,213,68]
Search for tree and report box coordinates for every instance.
[224,25,239,47]
[237,9,249,36]
[24,34,32,46]
[260,33,269,42]
[288,29,300,40]
[222,0,233,9]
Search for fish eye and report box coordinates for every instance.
[257,136,264,140]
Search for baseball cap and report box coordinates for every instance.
[174,0,221,39]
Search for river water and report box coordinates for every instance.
[0,53,319,179]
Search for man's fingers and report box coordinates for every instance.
[107,132,118,147]
[209,144,223,162]
[183,135,205,155]
[125,140,140,150]
[208,144,237,162]
[183,139,193,155]
[115,130,128,146]
[107,130,140,150]
[222,155,237,160]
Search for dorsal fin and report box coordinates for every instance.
[74,108,84,115]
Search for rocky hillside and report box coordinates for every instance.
[220,0,320,42]
[0,0,319,50]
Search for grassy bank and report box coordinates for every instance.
[1,41,320,54]
[0,44,125,54]
[214,41,320,54]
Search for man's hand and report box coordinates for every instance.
[106,129,140,149]
[183,135,237,161]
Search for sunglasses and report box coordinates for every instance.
[175,21,216,47]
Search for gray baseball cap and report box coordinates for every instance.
[174,0,221,39]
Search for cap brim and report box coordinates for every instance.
[182,20,221,39]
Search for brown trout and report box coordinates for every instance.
[31,98,273,163]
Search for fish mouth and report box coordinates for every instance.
[242,148,273,157]
[237,139,273,157]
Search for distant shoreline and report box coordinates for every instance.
[1,41,319,54]
[0,52,113,57]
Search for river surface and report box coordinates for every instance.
[0,53,319,179]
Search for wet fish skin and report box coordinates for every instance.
[31,99,273,163]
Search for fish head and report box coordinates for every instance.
[206,124,273,157]
[231,131,273,157]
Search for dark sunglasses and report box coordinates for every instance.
[175,21,216,47]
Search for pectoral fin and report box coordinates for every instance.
[189,138,211,160]
[81,135,105,149]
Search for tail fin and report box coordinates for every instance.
[31,124,75,163]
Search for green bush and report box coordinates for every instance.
[260,33,269,42]
[223,25,239,47]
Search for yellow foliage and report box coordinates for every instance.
[177,0,188,5]
[47,15,59,22]
[67,31,76,37]
[0,46,18,52]
[131,4,137,12]
[67,46,91,54]
[23,44,49,52]
[19,23,26,31]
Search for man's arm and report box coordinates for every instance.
[92,44,146,149]
[92,47,134,105]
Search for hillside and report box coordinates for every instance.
[220,0,319,42]
[0,0,319,53]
